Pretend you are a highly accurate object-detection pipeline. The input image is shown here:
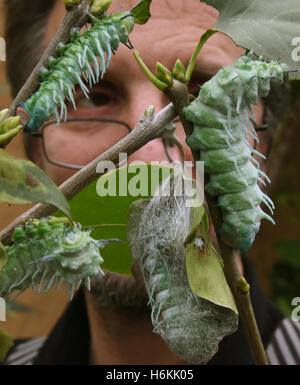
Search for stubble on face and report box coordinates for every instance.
[88,268,150,315]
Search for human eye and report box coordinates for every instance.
[77,90,112,108]
[67,82,119,118]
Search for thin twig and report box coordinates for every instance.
[0,103,176,245]
[220,244,268,365]
[1,0,92,122]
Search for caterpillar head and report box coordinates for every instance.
[120,12,135,34]
[25,223,106,285]
[16,101,47,133]
[16,105,29,128]
[61,226,92,252]
[47,224,120,273]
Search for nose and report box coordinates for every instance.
[125,80,193,165]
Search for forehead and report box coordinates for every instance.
[47,0,244,77]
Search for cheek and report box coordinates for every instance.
[175,126,194,161]
[128,125,194,166]
[45,165,76,186]
[29,137,46,171]
[252,102,264,125]
[30,138,76,185]
[128,138,168,164]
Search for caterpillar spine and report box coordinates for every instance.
[183,52,288,251]
[18,11,134,133]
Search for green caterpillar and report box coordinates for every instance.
[0,217,118,299]
[17,10,135,133]
[183,52,288,251]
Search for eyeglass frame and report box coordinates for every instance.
[27,117,267,169]
[29,117,132,170]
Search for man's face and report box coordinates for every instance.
[32,0,263,185]
[31,0,264,310]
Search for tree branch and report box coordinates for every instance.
[0,103,177,245]
[220,245,268,365]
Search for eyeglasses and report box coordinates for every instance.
[29,117,183,169]
[29,116,268,170]
[31,118,132,169]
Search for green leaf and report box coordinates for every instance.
[172,59,186,83]
[0,327,13,363]
[0,112,23,147]
[131,0,152,24]
[201,0,300,79]
[0,149,70,218]
[185,205,238,314]
[156,62,173,87]
[57,164,173,275]
[89,0,112,16]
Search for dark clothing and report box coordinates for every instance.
[3,257,300,365]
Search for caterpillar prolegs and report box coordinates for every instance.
[183,53,288,251]
[0,217,118,300]
[18,11,135,133]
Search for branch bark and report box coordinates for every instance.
[0,103,176,245]
[220,245,268,365]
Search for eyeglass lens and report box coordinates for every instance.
[43,120,131,168]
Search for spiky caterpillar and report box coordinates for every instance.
[0,217,117,300]
[183,53,288,251]
[18,11,134,133]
